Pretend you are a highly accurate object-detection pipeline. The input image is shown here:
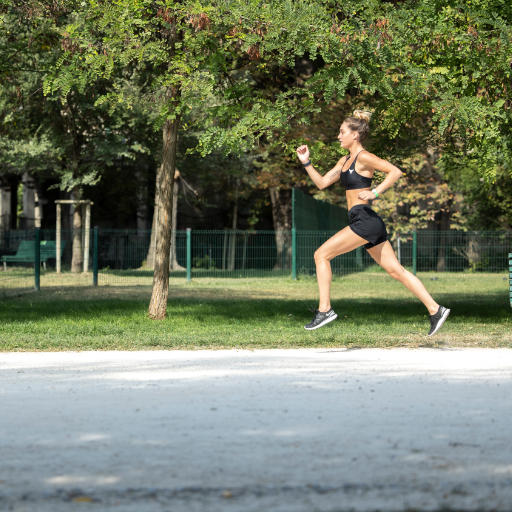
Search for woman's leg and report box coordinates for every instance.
[315,227,367,311]
[366,241,439,314]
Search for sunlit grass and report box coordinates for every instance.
[1,273,510,351]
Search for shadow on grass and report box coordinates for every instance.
[0,288,509,325]
[100,269,292,279]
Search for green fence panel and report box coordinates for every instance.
[509,252,512,308]
[96,229,153,286]
[293,188,348,231]
[1,229,511,291]
[34,228,40,291]
[413,231,512,272]
[295,230,378,275]
[188,230,290,278]
[291,227,297,280]
[186,228,191,282]
[93,226,99,287]
[0,230,37,296]
[412,231,417,275]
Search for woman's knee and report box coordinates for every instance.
[386,264,406,280]
[314,248,330,264]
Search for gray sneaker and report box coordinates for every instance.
[304,308,338,330]
[428,305,450,336]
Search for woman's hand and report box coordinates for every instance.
[358,190,376,201]
[296,145,310,164]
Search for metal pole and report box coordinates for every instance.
[56,203,61,273]
[509,252,512,309]
[292,188,296,231]
[83,202,91,273]
[186,228,191,282]
[34,228,40,291]
[291,227,297,280]
[412,231,417,275]
[93,226,99,287]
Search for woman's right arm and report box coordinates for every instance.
[296,145,345,190]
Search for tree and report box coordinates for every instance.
[1,0,156,269]
[5,0,507,287]
[0,1,64,230]
[359,0,512,183]
[44,0,340,317]
[359,0,512,236]
[283,0,512,234]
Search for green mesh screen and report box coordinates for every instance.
[292,188,348,231]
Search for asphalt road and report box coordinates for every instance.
[2,348,512,511]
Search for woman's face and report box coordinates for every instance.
[337,122,358,149]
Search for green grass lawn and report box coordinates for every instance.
[1,272,510,351]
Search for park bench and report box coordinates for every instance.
[1,240,65,271]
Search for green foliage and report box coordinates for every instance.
[374,151,467,237]
[193,254,216,269]
[42,0,339,156]
[2,0,511,229]
[0,133,62,174]
[387,0,511,182]
[0,0,157,195]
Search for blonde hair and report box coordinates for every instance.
[353,110,372,123]
[344,110,372,142]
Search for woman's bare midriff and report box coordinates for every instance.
[346,189,371,211]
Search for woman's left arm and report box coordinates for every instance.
[357,151,402,201]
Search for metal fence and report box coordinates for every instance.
[509,252,512,308]
[0,230,36,294]
[1,228,511,294]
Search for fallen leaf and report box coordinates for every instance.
[73,496,93,503]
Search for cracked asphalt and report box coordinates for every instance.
[1,348,512,511]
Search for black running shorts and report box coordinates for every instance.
[348,204,388,249]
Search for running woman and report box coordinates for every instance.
[296,110,450,336]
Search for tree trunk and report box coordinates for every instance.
[34,184,43,229]
[269,187,292,270]
[144,164,162,270]
[170,171,185,271]
[148,115,179,319]
[148,14,181,317]
[466,236,481,271]
[21,172,36,229]
[71,188,83,273]
[436,209,451,272]
[9,175,19,229]
[0,178,12,232]
[62,96,84,273]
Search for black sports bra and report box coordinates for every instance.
[340,150,373,190]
